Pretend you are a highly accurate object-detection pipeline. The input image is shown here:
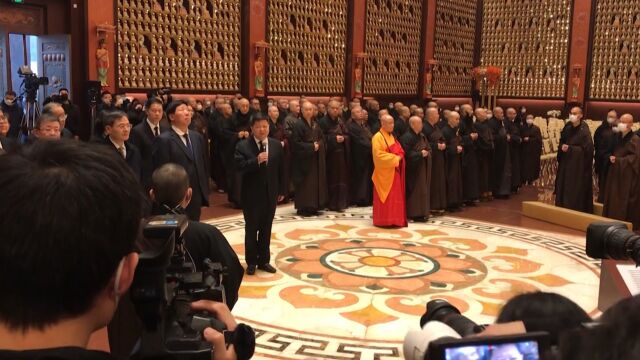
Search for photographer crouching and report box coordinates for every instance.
[0,140,247,360]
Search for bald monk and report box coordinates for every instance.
[441,111,464,211]
[423,108,447,214]
[318,100,350,211]
[400,116,431,221]
[555,106,594,213]
[474,107,494,200]
[291,101,328,216]
[347,106,374,206]
[459,104,480,204]
[372,114,407,227]
[603,114,640,229]
[394,106,410,138]
[488,107,512,198]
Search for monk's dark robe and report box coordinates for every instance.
[594,122,615,203]
[269,116,291,201]
[603,132,640,230]
[488,117,512,197]
[208,110,227,191]
[368,111,381,134]
[520,123,542,183]
[474,120,494,194]
[505,119,522,192]
[318,115,350,211]
[394,117,408,138]
[291,117,328,212]
[400,130,432,218]
[441,123,463,209]
[555,121,594,213]
[423,121,447,211]
[222,111,252,207]
[459,115,479,202]
[347,119,373,206]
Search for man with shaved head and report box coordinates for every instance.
[423,107,448,214]
[594,109,618,202]
[555,106,594,213]
[394,106,410,138]
[473,107,495,200]
[487,106,512,198]
[371,114,407,227]
[366,99,381,133]
[603,113,640,229]
[221,98,252,207]
[400,116,431,221]
[441,111,464,211]
[290,101,327,216]
[318,100,350,211]
[459,103,480,205]
[505,107,523,193]
[284,99,301,137]
[347,105,374,206]
[268,105,290,202]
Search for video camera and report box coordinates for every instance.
[404,299,552,360]
[586,221,640,264]
[130,215,255,360]
[18,66,48,102]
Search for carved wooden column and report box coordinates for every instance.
[566,1,593,105]
[246,0,267,98]
[347,0,366,100]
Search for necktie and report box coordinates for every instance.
[183,134,193,154]
[154,126,159,137]
[118,146,125,159]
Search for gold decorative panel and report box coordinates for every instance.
[364,0,422,95]
[116,0,241,91]
[481,0,571,98]
[590,1,640,100]
[267,0,347,94]
[432,0,477,96]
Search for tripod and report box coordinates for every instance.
[19,98,40,143]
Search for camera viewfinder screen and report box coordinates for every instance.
[444,341,539,360]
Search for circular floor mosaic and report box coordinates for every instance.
[205,206,600,360]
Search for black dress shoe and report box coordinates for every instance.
[246,265,256,275]
[258,263,277,273]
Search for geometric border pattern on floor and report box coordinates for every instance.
[205,206,600,360]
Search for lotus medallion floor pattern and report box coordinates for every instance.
[205,206,600,360]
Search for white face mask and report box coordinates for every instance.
[569,114,579,123]
[521,108,527,113]
[617,123,628,132]
[612,126,620,133]
[4,98,14,106]
[526,118,534,125]
[607,117,616,124]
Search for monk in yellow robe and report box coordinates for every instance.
[372,114,407,227]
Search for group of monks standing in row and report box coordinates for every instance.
[205,96,544,226]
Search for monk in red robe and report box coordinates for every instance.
[372,114,407,227]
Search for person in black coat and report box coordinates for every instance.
[235,113,286,275]
[152,101,210,221]
[129,98,169,189]
[101,111,143,183]
[1,90,23,139]
[0,111,17,153]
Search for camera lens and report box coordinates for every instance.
[586,222,640,263]
[421,299,482,337]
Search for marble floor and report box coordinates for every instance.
[203,187,600,360]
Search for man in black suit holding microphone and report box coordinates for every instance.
[235,113,286,275]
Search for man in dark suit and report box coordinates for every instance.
[129,97,168,188]
[102,111,143,183]
[235,113,285,275]
[153,101,209,221]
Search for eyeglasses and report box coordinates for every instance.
[115,123,132,130]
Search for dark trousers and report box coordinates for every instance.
[243,192,276,266]
[186,186,203,221]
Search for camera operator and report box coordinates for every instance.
[1,90,22,139]
[0,140,239,360]
[150,163,244,307]
[58,88,81,138]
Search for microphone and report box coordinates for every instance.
[259,141,266,167]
